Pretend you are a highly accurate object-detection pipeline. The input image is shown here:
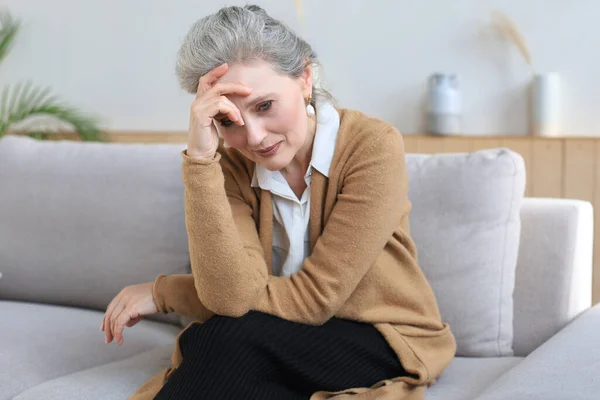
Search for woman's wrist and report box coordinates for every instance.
[186,136,218,160]
[185,142,217,160]
[186,148,215,160]
[152,274,168,314]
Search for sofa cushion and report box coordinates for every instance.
[512,198,593,356]
[0,135,189,325]
[406,148,525,357]
[424,356,522,400]
[0,300,180,400]
[475,304,600,400]
[12,349,523,400]
[13,345,174,400]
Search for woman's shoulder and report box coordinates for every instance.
[335,108,405,158]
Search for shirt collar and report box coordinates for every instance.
[251,101,340,189]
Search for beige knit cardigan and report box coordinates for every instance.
[129,109,456,400]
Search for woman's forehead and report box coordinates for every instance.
[219,61,289,87]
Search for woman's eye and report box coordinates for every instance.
[219,118,234,127]
[258,101,272,112]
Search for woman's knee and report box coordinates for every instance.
[181,311,268,349]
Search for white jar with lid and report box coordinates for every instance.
[426,73,462,135]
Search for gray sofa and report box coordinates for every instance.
[1,134,598,400]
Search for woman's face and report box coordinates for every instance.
[214,60,313,171]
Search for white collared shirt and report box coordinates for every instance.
[251,102,340,277]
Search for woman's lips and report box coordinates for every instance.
[255,142,282,157]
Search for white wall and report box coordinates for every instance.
[3,0,598,135]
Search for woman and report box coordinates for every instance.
[102,5,456,400]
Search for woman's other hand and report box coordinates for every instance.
[187,63,252,159]
[101,282,157,345]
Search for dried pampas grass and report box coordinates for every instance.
[294,0,303,22]
[491,11,534,71]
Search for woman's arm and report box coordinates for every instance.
[178,152,270,317]
[152,274,214,322]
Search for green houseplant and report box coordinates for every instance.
[0,10,102,141]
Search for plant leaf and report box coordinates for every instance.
[7,81,23,120]
[15,81,33,120]
[0,10,103,141]
[28,86,53,109]
[0,83,103,141]
[0,85,9,122]
[0,10,20,63]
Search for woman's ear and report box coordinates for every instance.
[300,61,313,99]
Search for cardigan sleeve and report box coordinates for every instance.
[151,151,269,319]
[174,151,270,317]
[152,274,214,322]
[154,127,407,324]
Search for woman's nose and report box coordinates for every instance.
[245,122,267,148]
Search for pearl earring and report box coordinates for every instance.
[306,94,315,117]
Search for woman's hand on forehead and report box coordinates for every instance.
[186,63,252,159]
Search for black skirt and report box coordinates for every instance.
[154,311,407,400]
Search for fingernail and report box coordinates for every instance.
[105,338,108,344]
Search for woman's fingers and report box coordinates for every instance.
[110,301,127,343]
[114,308,139,345]
[200,83,252,125]
[208,82,252,97]
[106,298,125,343]
[102,296,122,343]
[210,96,246,126]
[101,283,157,345]
[197,63,229,97]
[192,95,245,129]
[126,316,144,327]
[187,63,252,157]
[196,64,252,102]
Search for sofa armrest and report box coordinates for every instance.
[513,197,593,356]
[476,304,600,400]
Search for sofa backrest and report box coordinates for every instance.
[0,135,189,325]
[3,135,552,356]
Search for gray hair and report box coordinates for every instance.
[175,5,334,106]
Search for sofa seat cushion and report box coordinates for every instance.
[476,304,600,400]
[424,356,523,400]
[13,345,174,400]
[0,301,180,400]
[12,351,523,400]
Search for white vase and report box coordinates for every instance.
[426,73,462,135]
[531,73,561,137]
